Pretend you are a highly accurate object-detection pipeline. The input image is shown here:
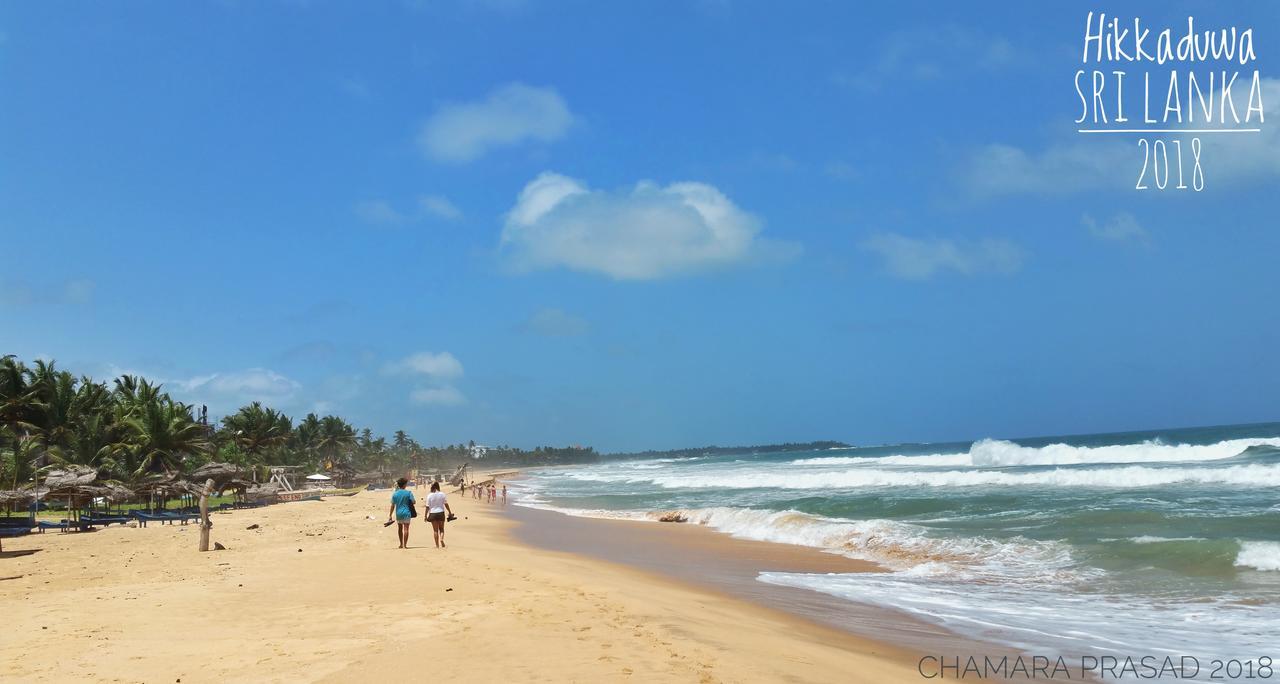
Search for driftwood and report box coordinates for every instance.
[198,478,214,552]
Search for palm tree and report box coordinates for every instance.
[0,427,40,490]
[0,356,41,445]
[106,398,211,477]
[112,374,165,411]
[221,402,292,462]
[291,413,323,466]
[29,361,79,468]
[313,415,355,469]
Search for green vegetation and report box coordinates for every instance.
[0,355,599,493]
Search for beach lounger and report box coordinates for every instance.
[132,512,177,528]
[0,527,32,538]
[158,512,199,525]
[80,515,131,528]
[37,520,83,533]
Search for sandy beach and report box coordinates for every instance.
[1,480,922,683]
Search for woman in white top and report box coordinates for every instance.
[425,481,453,548]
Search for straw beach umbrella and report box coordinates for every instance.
[132,472,201,511]
[24,466,133,523]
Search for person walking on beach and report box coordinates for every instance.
[502,484,507,505]
[388,478,415,549]
[425,481,453,548]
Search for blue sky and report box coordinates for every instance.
[2,1,1278,451]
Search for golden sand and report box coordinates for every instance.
[0,484,920,683]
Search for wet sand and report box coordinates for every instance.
[510,504,998,654]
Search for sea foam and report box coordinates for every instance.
[588,463,1280,491]
[1235,541,1280,571]
[791,437,1280,468]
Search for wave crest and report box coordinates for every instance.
[1235,541,1280,571]
[792,437,1280,468]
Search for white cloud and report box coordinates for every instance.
[835,25,1019,91]
[104,365,302,414]
[355,194,462,225]
[385,351,464,380]
[863,233,1025,280]
[418,83,572,163]
[500,171,797,280]
[964,78,1279,197]
[354,199,407,225]
[520,308,589,337]
[185,369,302,403]
[410,386,467,406]
[418,194,462,220]
[337,75,370,99]
[1189,77,1280,182]
[962,141,1131,197]
[824,161,859,182]
[385,352,466,407]
[1,278,97,307]
[62,279,95,304]
[1083,212,1150,245]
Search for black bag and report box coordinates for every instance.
[408,501,418,518]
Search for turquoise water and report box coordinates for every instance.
[516,423,1280,662]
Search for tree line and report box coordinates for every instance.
[0,355,596,489]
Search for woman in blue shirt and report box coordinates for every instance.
[387,478,416,549]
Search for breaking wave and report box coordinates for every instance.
[791,437,1280,468]
[1235,541,1280,572]
[568,463,1280,491]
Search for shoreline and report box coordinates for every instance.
[2,482,925,682]
[506,499,1014,662]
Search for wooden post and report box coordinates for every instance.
[198,478,214,552]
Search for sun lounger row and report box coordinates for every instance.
[132,511,201,527]
[37,520,83,533]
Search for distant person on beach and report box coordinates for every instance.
[425,481,453,548]
[502,485,507,505]
[388,478,415,549]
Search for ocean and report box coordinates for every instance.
[512,423,1280,663]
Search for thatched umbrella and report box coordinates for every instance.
[132,473,202,511]
[23,465,120,522]
[189,462,240,485]
[0,489,34,507]
[98,482,136,505]
[188,462,253,498]
[40,465,98,491]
